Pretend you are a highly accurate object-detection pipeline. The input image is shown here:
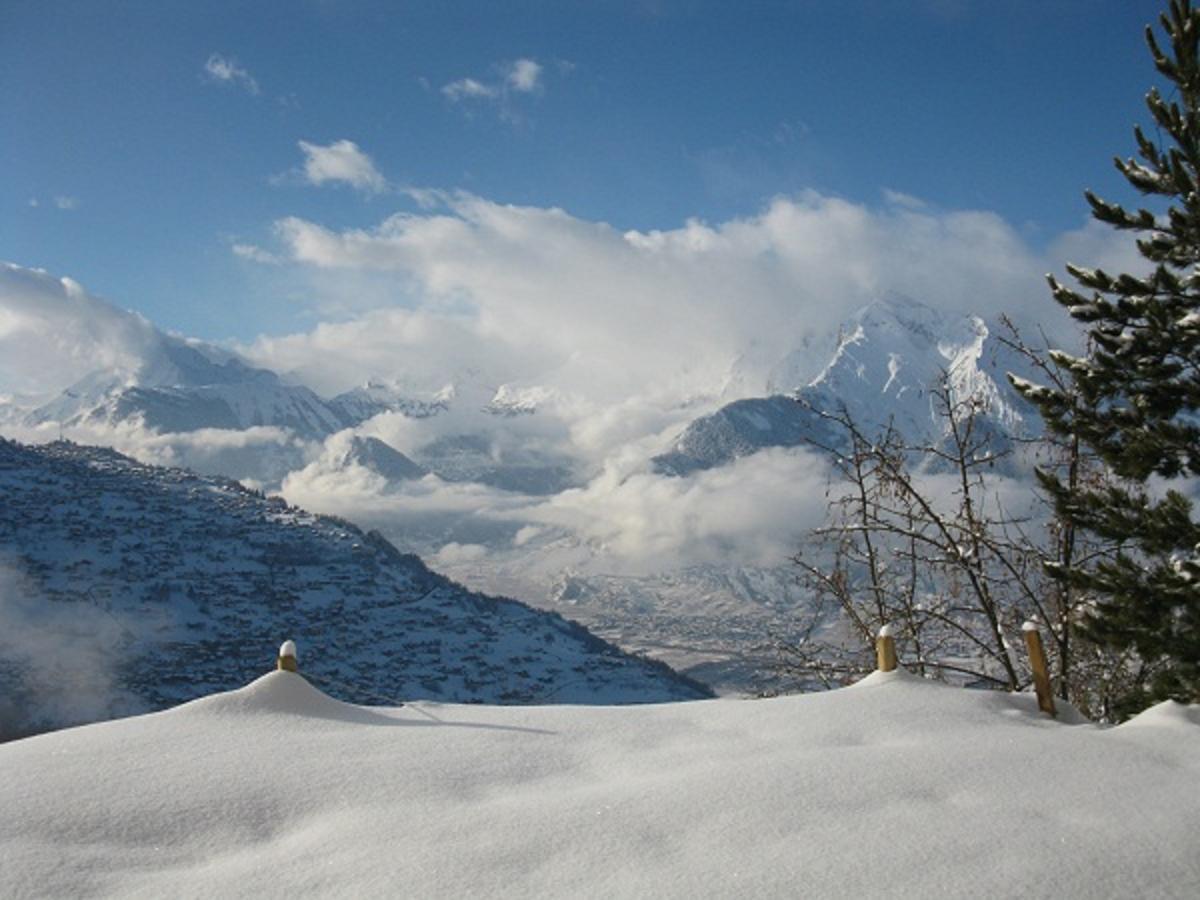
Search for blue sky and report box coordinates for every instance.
[2,0,1166,344]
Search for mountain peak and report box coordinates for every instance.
[339,435,428,482]
[655,295,1035,476]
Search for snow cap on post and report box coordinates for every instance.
[277,639,299,673]
[876,624,898,672]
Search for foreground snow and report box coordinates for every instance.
[2,670,1198,898]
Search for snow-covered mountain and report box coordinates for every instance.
[0,266,1059,703]
[410,432,582,495]
[329,374,554,426]
[654,295,1036,475]
[336,434,429,482]
[329,379,452,425]
[0,439,709,738]
[652,395,843,476]
[15,312,573,491]
[28,336,345,441]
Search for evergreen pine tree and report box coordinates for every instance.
[1012,0,1200,710]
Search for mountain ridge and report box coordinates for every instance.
[653,296,1038,476]
[0,438,710,738]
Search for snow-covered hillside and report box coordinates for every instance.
[2,667,1196,897]
[0,439,708,738]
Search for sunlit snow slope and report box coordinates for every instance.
[1,669,1197,898]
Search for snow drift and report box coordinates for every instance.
[2,668,1197,897]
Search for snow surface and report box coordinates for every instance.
[2,669,1198,898]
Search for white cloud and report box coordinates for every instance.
[26,197,78,211]
[3,411,312,494]
[0,557,145,731]
[881,188,926,210]
[0,263,160,396]
[232,243,282,265]
[513,525,543,546]
[440,58,547,117]
[1048,217,1150,281]
[247,190,1066,412]
[134,424,298,458]
[435,542,489,565]
[441,78,498,101]
[506,59,543,93]
[203,53,260,95]
[295,139,387,194]
[522,448,835,571]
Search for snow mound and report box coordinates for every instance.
[1119,699,1200,730]
[177,671,407,727]
[2,672,1197,898]
[844,665,924,689]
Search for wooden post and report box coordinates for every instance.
[277,639,298,672]
[876,624,898,673]
[1021,622,1056,717]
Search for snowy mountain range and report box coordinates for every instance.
[0,439,709,739]
[27,337,345,441]
[0,265,1055,699]
[7,275,1038,491]
[19,339,584,493]
[654,294,1035,475]
[21,334,558,439]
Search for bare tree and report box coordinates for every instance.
[776,342,1145,720]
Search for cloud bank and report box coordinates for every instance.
[243,189,1135,409]
[0,186,1148,602]
[223,189,1141,586]
[0,263,159,397]
[280,440,836,575]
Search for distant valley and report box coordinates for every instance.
[1,263,1047,699]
